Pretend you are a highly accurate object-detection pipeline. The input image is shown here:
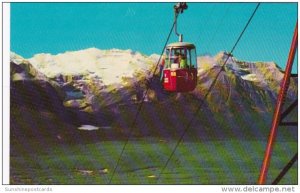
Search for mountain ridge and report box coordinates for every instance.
[9,48,297,142]
[11,48,297,112]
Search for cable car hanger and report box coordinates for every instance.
[174,2,188,42]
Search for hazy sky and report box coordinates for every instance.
[11,2,298,72]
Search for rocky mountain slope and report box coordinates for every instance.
[10,48,298,143]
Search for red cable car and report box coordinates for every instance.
[162,41,198,92]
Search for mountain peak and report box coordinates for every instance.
[27,48,157,85]
[10,52,27,65]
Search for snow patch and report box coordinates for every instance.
[241,74,259,82]
[78,125,99,131]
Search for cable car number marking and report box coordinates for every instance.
[164,78,169,83]
[171,72,176,76]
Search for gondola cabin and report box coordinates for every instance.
[162,42,198,92]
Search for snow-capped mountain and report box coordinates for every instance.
[10,48,297,143]
[10,52,66,112]
[28,48,158,85]
[195,51,297,113]
[10,48,297,114]
[199,51,286,91]
[25,48,160,112]
[11,52,48,81]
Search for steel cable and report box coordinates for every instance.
[108,13,179,184]
[156,3,261,182]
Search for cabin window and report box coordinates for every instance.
[165,46,196,69]
[168,48,190,69]
[190,48,197,68]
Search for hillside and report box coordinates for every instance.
[9,48,298,185]
[10,48,297,142]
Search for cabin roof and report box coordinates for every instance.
[166,42,196,49]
